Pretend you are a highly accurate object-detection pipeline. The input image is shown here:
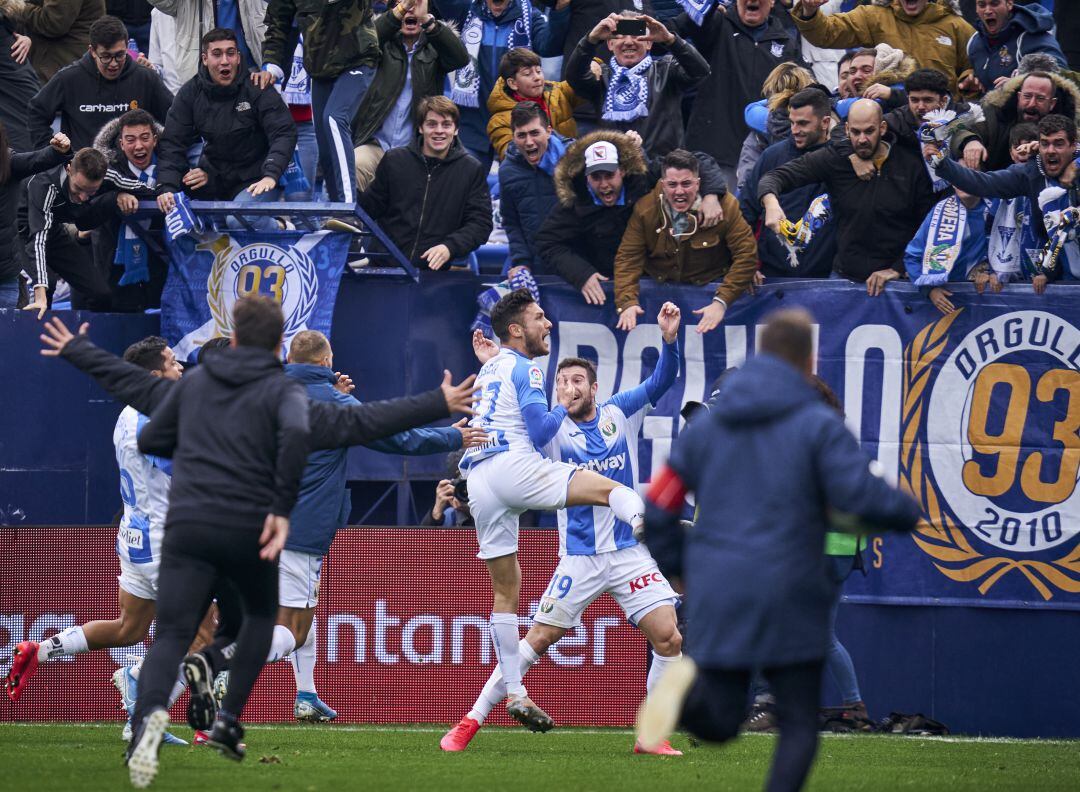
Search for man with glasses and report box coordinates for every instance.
[28,15,174,151]
[614,148,756,335]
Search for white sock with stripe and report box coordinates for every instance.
[467,639,541,724]
[291,619,318,695]
[608,486,646,531]
[646,651,682,697]
[37,626,88,661]
[266,625,297,664]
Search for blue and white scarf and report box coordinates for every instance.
[915,193,968,286]
[471,268,540,337]
[114,163,155,286]
[676,0,719,26]
[1035,184,1080,279]
[450,0,533,109]
[987,196,1028,282]
[282,36,310,107]
[164,192,203,242]
[603,55,652,123]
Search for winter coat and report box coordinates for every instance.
[437,0,570,156]
[566,34,708,159]
[679,8,801,169]
[757,136,937,280]
[536,129,730,290]
[736,103,792,194]
[352,12,469,147]
[966,2,1065,89]
[147,0,266,84]
[741,136,837,279]
[498,135,569,273]
[157,65,297,198]
[486,77,580,160]
[27,51,174,150]
[646,352,919,669]
[0,144,68,281]
[263,0,377,80]
[7,0,104,83]
[952,71,1080,171]
[358,136,493,266]
[283,363,462,557]
[793,0,975,91]
[614,183,756,311]
[0,4,41,152]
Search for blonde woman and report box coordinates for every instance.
[737,62,816,193]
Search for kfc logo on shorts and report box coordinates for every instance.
[628,572,663,593]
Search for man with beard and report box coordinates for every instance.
[155,28,297,231]
[742,88,838,280]
[962,0,1065,94]
[442,303,684,755]
[758,98,937,294]
[953,66,1080,171]
[926,113,1080,289]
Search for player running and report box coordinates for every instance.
[456,289,652,731]
[443,303,685,754]
[4,336,199,744]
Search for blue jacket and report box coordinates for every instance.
[498,134,569,274]
[645,354,919,668]
[438,0,570,155]
[903,196,989,292]
[740,137,836,279]
[284,364,462,556]
[966,3,1066,89]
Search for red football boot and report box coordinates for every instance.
[440,717,481,751]
[633,739,683,756]
[5,641,40,702]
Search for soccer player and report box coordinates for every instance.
[443,302,685,754]
[4,335,195,744]
[456,289,651,730]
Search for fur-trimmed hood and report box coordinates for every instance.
[0,0,25,17]
[553,130,648,208]
[92,115,165,168]
[983,70,1080,124]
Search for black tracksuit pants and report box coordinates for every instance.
[133,521,278,726]
[680,659,824,792]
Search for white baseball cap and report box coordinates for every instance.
[584,141,620,174]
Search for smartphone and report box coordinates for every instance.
[615,18,647,37]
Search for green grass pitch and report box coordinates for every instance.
[2,723,1078,791]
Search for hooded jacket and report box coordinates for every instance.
[486,77,580,160]
[157,65,297,197]
[645,353,920,668]
[757,136,937,280]
[793,0,975,91]
[953,70,1080,171]
[92,114,165,169]
[147,0,266,85]
[614,182,756,312]
[6,0,105,83]
[358,136,493,266]
[136,346,311,527]
[678,8,801,169]
[283,363,462,557]
[566,33,709,160]
[966,2,1066,89]
[351,12,469,148]
[498,134,570,273]
[27,51,174,151]
[0,144,68,282]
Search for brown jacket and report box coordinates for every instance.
[7,0,104,83]
[614,185,756,313]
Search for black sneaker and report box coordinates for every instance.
[181,653,217,731]
[204,716,246,762]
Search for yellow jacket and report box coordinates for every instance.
[486,78,581,160]
[794,0,974,91]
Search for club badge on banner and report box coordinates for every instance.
[160,230,349,360]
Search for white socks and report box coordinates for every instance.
[291,619,318,695]
[646,651,682,697]
[37,626,88,661]
[608,486,646,532]
[168,672,187,706]
[488,614,526,699]
[467,638,542,724]
[266,625,297,664]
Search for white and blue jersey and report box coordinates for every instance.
[460,347,568,473]
[543,341,680,557]
[113,406,171,566]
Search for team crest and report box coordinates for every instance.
[529,366,544,390]
[901,310,1080,600]
[600,417,617,439]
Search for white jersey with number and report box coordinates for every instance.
[113,406,171,567]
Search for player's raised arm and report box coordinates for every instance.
[609,302,683,417]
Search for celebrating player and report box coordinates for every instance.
[455,289,652,731]
[443,302,685,754]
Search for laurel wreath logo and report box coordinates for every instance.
[900,310,1080,600]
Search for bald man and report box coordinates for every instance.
[755,98,937,294]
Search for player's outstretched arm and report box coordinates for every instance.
[42,318,174,415]
[609,302,683,416]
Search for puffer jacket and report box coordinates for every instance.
[147,0,266,84]
[498,134,570,273]
[614,183,756,312]
[966,2,1065,89]
[486,77,580,160]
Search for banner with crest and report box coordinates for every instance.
[160,230,349,360]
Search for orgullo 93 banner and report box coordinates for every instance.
[160,230,349,360]
[538,280,1080,611]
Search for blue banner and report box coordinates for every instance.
[161,230,349,359]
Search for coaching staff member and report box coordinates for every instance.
[636,308,920,792]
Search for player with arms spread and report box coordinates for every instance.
[443,303,686,754]
[455,289,652,732]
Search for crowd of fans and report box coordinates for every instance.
[0,0,1076,326]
